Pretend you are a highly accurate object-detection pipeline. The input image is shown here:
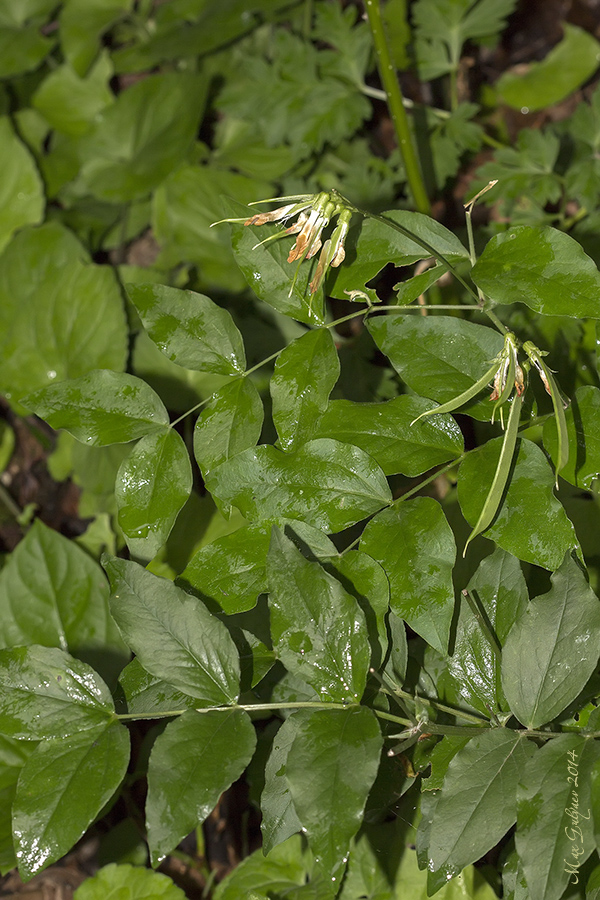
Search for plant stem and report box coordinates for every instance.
[116,700,355,721]
[0,482,22,519]
[363,0,430,214]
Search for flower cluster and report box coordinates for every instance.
[216,191,355,295]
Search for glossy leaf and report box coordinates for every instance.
[213,834,310,900]
[267,528,370,702]
[447,548,528,716]
[458,437,579,569]
[0,519,126,679]
[23,370,169,446]
[543,385,600,490]
[428,730,535,875]
[0,223,127,403]
[13,722,130,879]
[501,555,600,728]
[261,716,303,855]
[313,395,463,476]
[286,707,382,883]
[74,863,186,900]
[179,524,270,615]
[146,708,256,866]
[270,328,340,452]
[126,283,246,375]
[325,550,390,670]
[105,557,240,704]
[76,73,208,202]
[205,438,392,533]
[515,735,600,900]
[361,499,456,654]
[115,429,192,560]
[0,735,37,873]
[328,209,469,299]
[194,378,263,476]
[118,658,197,716]
[497,24,600,112]
[368,314,504,421]
[0,116,44,254]
[228,199,325,327]
[472,225,600,319]
[0,645,114,740]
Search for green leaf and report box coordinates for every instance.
[361,499,456,654]
[543,385,600,490]
[205,438,392,533]
[179,524,270,615]
[261,716,303,855]
[126,283,246,375]
[271,328,340,452]
[105,557,240,704]
[267,528,370,703]
[75,73,208,202]
[472,225,600,319]
[0,735,37,873]
[217,28,370,159]
[470,130,562,215]
[23,371,169,446]
[13,722,130,879]
[325,550,390,671]
[427,730,535,875]
[501,556,600,729]
[194,378,264,476]
[368,314,504,421]
[116,429,192,561]
[497,24,600,112]
[0,519,126,680]
[447,548,528,716]
[228,199,325,327]
[0,223,127,403]
[59,0,132,76]
[32,53,114,137]
[152,167,269,293]
[213,834,310,900]
[0,24,54,78]
[146,708,256,866]
[118,657,197,716]
[414,0,518,80]
[313,394,463,476]
[0,117,44,254]
[515,735,600,900]
[329,210,468,299]
[458,437,579,569]
[74,863,186,900]
[286,707,382,883]
[0,645,115,739]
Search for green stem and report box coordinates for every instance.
[116,700,357,721]
[483,307,508,335]
[363,0,430,214]
[389,686,488,725]
[391,456,464,505]
[0,482,22,519]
